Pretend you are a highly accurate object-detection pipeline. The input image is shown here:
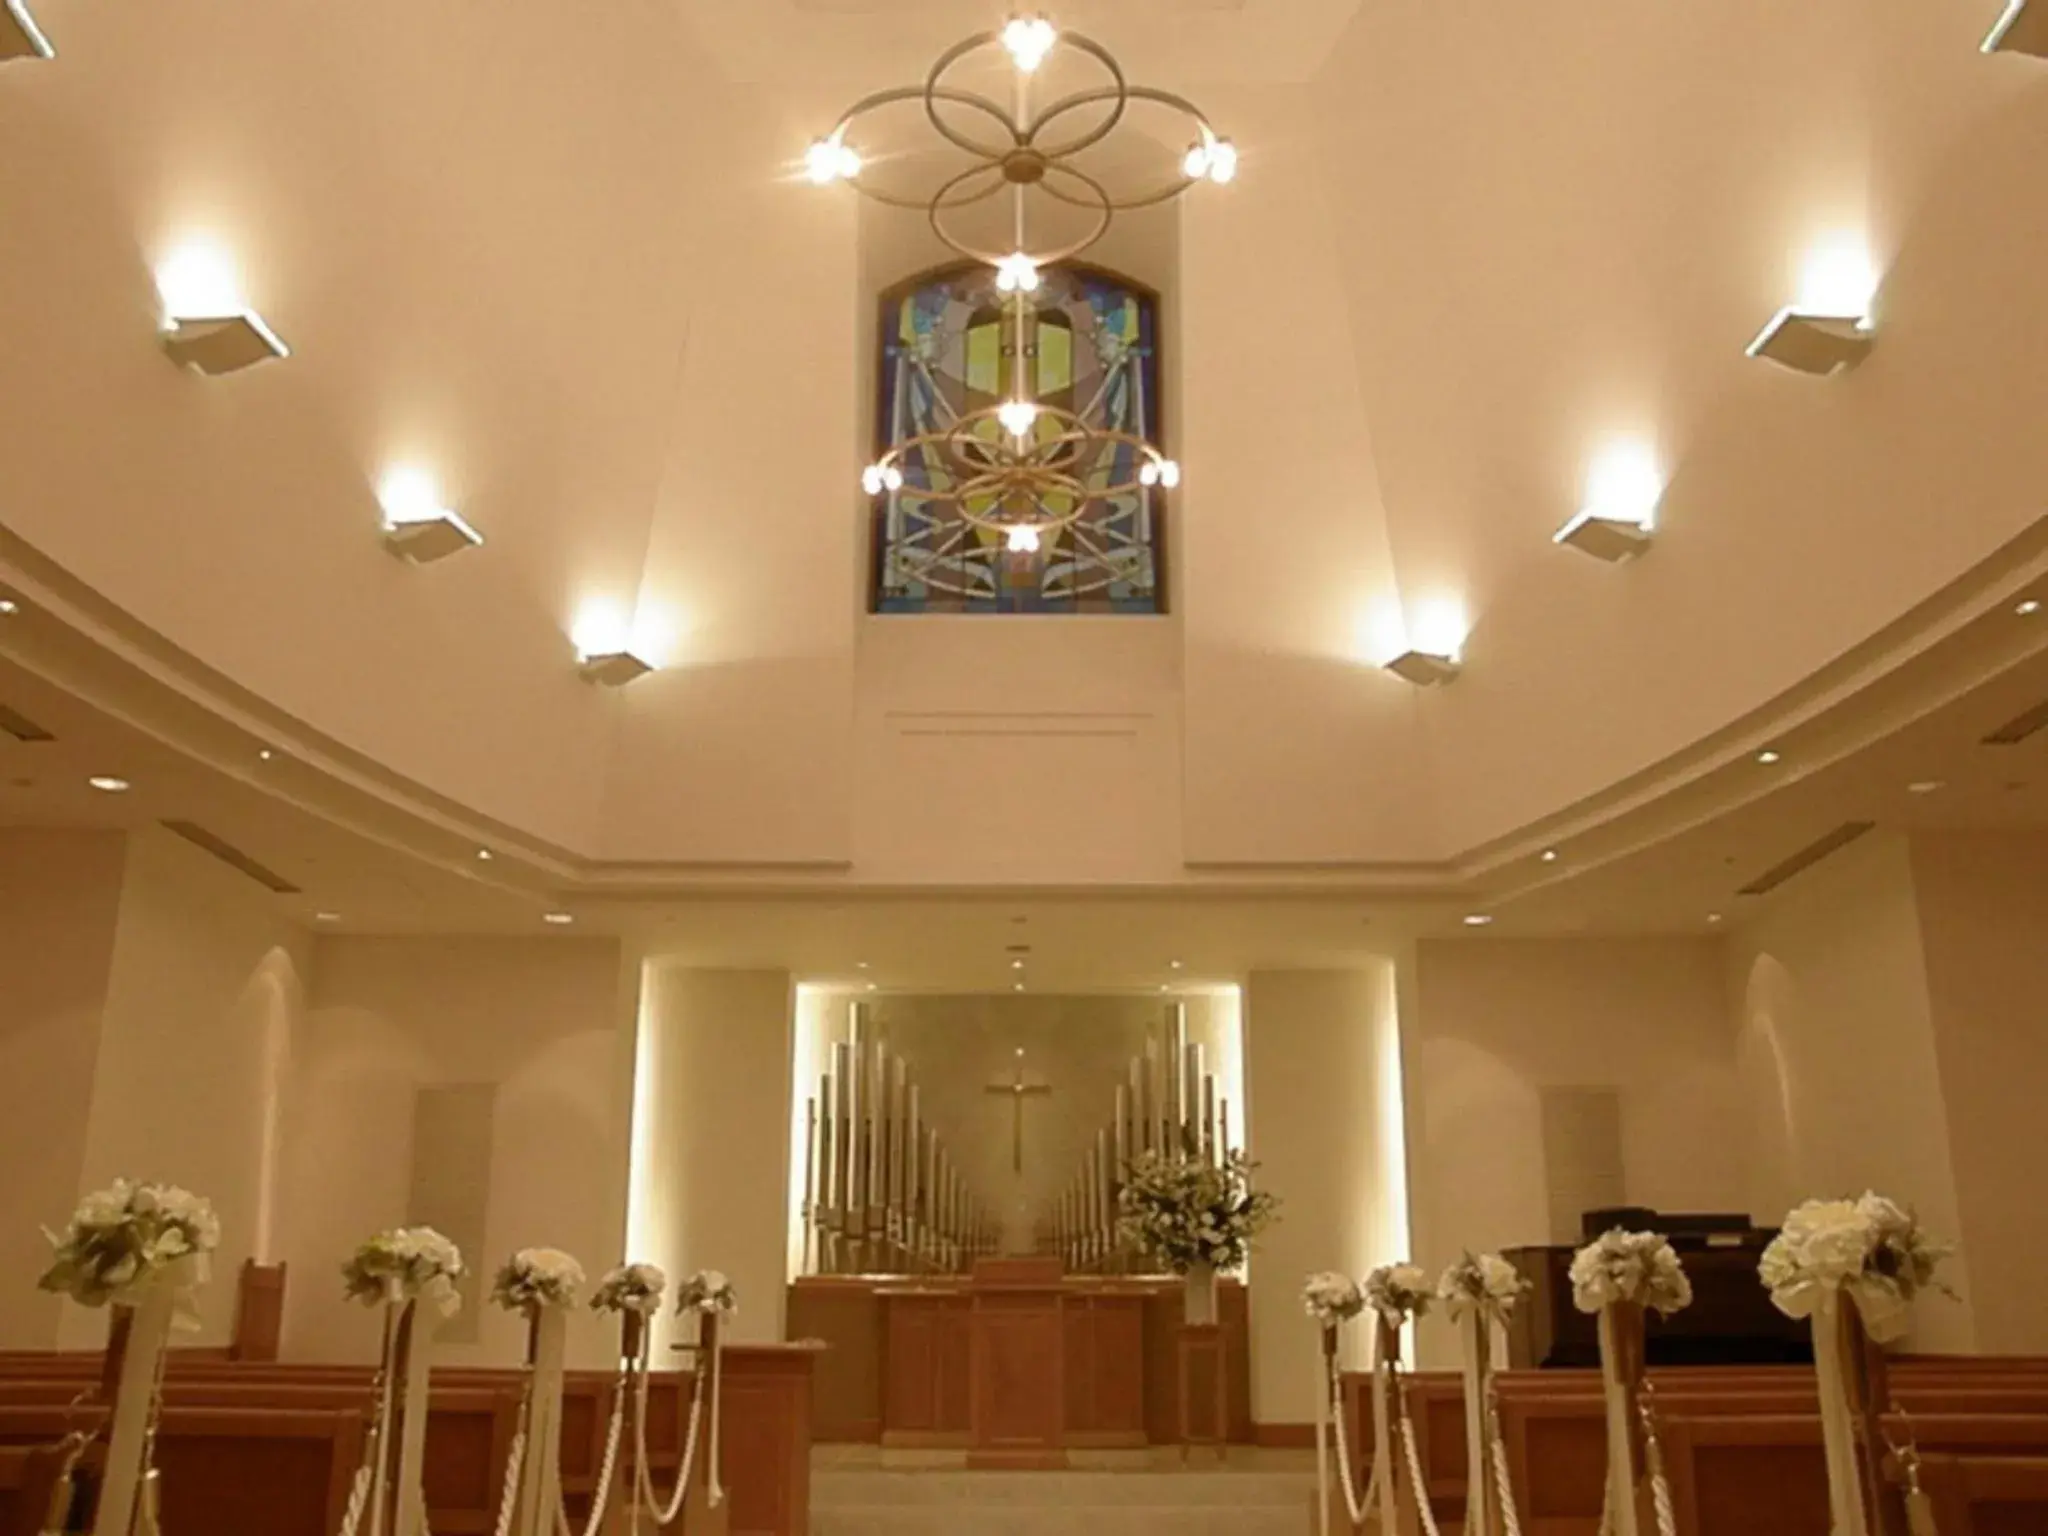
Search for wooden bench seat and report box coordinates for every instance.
[1918,1453,2048,1536]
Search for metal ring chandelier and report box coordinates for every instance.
[809,14,1234,553]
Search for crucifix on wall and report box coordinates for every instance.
[984,1048,1053,1174]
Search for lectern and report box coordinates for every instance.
[967,1256,1067,1468]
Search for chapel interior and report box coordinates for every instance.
[3,2,2048,1535]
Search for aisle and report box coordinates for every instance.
[810,1447,1316,1536]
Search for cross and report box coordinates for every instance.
[984,1048,1053,1174]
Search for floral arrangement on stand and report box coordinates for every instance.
[1439,1252,1528,1536]
[37,1179,220,1309]
[1302,1271,1366,1326]
[1759,1191,1952,1342]
[1116,1148,1279,1275]
[490,1248,587,1313]
[1569,1229,1692,1317]
[342,1226,466,1317]
[1364,1263,1434,1327]
[1757,1193,1954,1536]
[39,1180,221,1536]
[1570,1232,1691,1536]
[590,1263,668,1317]
[675,1269,738,1317]
[1437,1251,1528,1321]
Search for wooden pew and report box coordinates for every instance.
[0,1443,71,1536]
[0,1404,362,1536]
[1918,1454,2048,1536]
[0,1345,812,1536]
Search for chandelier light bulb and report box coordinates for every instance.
[995,253,1041,293]
[1204,140,1238,184]
[997,399,1040,437]
[1002,16,1057,72]
[1158,459,1182,488]
[884,465,904,490]
[1182,143,1210,180]
[1006,524,1042,553]
[806,136,860,185]
[861,464,884,495]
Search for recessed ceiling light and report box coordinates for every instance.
[1540,848,1560,863]
[1707,912,1724,925]
[2018,599,2042,617]
[866,981,878,991]
[314,912,341,924]
[1011,959,1025,970]
[1158,983,1171,993]
[1013,982,1025,992]
[475,848,493,861]
[1907,780,1945,795]
[856,961,869,971]
[542,912,574,925]
[1169,959,1184,969]
[1463,913,1493,927]
[1756,749,1782,765]
[258,748,275,762]
[0,599,18,615]
[87,776,130,793]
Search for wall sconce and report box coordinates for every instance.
[1382,649,1463,686]
[1984,0,2045,55]
[155,241,288,375]
[162,314,290,375]
[378,468,482,564]
[1747,238,1878,375]
[2,0,54,61]
[578,650,656,687]
[1555,441,1661,561]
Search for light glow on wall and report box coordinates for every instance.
[1370,962,1415,1357]
[572,597,680,670]
[1581,440,1664,529]
[1796,234,1879,322]
[1358,597,1469,668]
[377,466,449,526]
[625,965,667,1272]
[154,238,251,320]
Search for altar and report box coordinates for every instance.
[787,1264,1253,1453]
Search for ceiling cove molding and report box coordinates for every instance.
[2,518,2044,898]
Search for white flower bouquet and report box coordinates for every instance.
[1759,1192,1952,1342]
[591,1262,668,1316]
[1363,1262,1435,1325]
[490,1247,586,1312]
[1303,1272,1366,1325]
[342,1226,466,1316]
[1569,1229,1693,1316]
[675,1269,738,1316]
[38,1179,220,1309]
[1437,1251,1528,1322]
[1116,1148,1279,1274]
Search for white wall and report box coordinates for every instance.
[281,935,632,1367]
[0,829,126,1348]
[1244,966,1409,1423]
[57,827,308,1350]
[1726,831,1973,1351]
[1908,830,2048,1353]
[630,966,793,1352]
[1409,936,1747,1364]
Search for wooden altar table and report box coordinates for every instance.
[786,1268,1252,1447]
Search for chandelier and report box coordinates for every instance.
[809,15,1235,556]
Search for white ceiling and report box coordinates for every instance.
[1,0,2046,944]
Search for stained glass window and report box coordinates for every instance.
[871,263,1165,615]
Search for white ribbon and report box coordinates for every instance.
[513,1308,570,1536]
[1596,1307,1642,1536]
[393,1301,436,1536]
[704,1314,725,1507]
[92,1286,177,1536]
[1457,1310,1494,1536]
[1316,1327,1332,1536]
[1812,1291,1871,1536]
